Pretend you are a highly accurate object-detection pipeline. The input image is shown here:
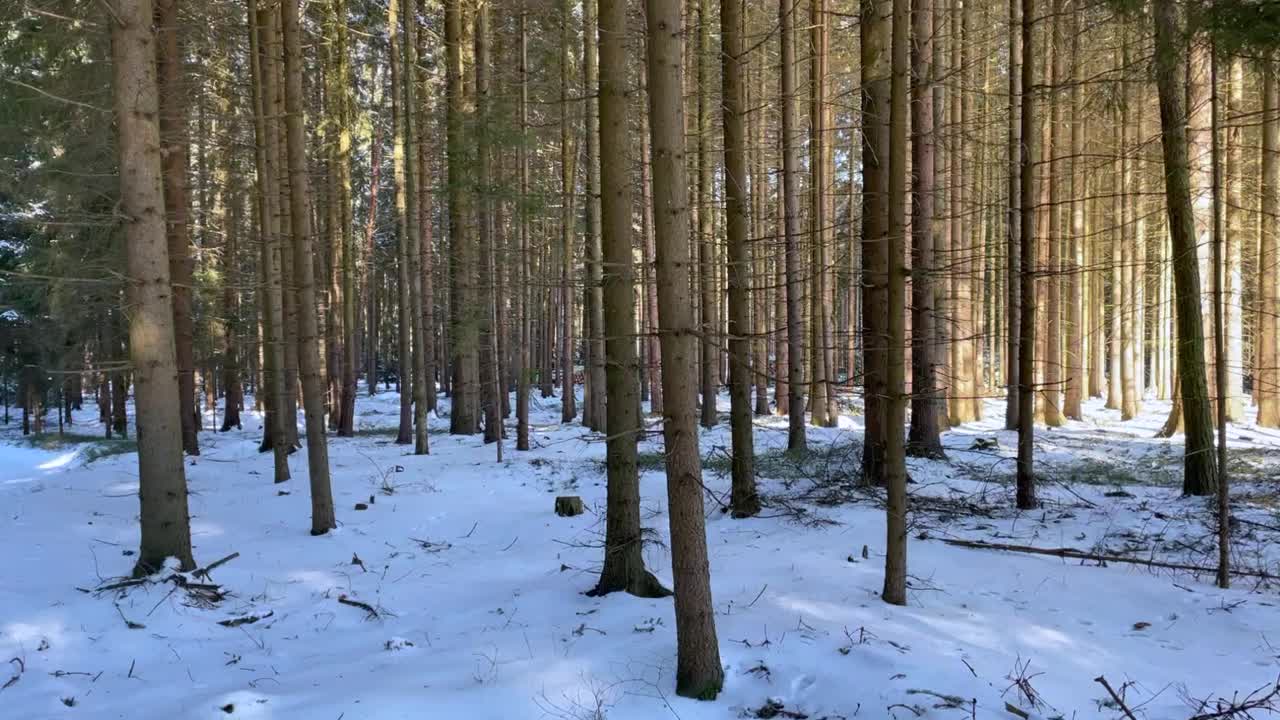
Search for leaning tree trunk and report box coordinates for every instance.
[282,0,336,534]
[110,0,196,575]
[1151,0,1218,497]
[644,0,724,697]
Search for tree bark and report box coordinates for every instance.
[445,0,478,434]
[907,0,944,458]
[1151,0,1219,497]
[644,0,724,696]
[282,0,337,535]
[110,0,196,574]
[1004,0,1022,430]
[155,0,199,456]
[721,0,760,517]
[861,0,890,479]
[591,0,671,596]
[1016,0,1037,510]
[1260,55,1280,428]
[780,0,806,451]
[882,0,910,606]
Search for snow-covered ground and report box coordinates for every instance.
[2,387,1279,719]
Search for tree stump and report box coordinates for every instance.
[555,496,584,517]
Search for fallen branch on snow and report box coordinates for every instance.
[337,594,379,619]
[1094,676,1138,720]
[941,538,1278,581]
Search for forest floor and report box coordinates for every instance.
[2,386,1280,719]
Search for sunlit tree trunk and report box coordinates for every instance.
[644,0,725,695]
[111,0,196,574]
[282,0,336,534]
[1151,0,1219,496]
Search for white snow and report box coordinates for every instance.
[1,388,1278,719]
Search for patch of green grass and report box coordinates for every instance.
[349,425,448,439]
[628,441,860,483]
[1046,456,1177,488]
[19,432,136,463]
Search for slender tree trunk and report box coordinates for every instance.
[282,0,337,534]
[640,69,663,417]
[951,0,978,425]
[696,0,718,430]
[1004,0,1022,430]
[882,0,910,606]
[1063,0,1084,420]
[1016,0,1038,510]
[780,0,806,451]
[581,0,606,432]
[446,0,478,433]
[155,0,198,456]
[645,0,724,696]
[251,0,290,482]
[406,0,429,453]
[1210,43,1230,589]
[591,0,671,595]
[516,9,532,450]
[111,0,196,574]
[1260,55,1280,428]
[721,0,760,517]
[390,0,415,445]
[908,0,944,457]
[559,0,577,424]
[1151,0,1219,496]
[861,0,890,478]
[364,77,382,398]
[808,0,831,429]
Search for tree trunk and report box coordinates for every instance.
[155,0,198,456]
[808,0,831,430]
[907,0,944,458]
[282,0,337,534]
[390,0,415,445]
[582,0,606,433]
[1016,0,1038,510]
[861,0,890,478]
[780,0,806,451]
[721,0,760,517]
[1063,0,1084,421]
[110,0,196,574]
[516,10,532,450]
[882,0,910,606]
[1151,0,1219,496]
[591,0,671,595]
[251,0,291,483]
[443,0,474,432]
[1004,0,1021,430]
[559,0,577,424]
[1260,55,1280,428]
[644,0,724,696]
